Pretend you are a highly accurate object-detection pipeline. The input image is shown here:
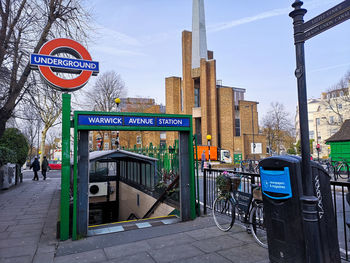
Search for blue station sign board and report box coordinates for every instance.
[30,54,99,74]
[259,167,292,200]
[78,115,190,128]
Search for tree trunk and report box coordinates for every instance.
[39,126,49,165]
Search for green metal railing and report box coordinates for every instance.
[125,141,179,175]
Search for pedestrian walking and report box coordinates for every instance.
[201,150,206,171]
[41,156,49,180]
[30,157,40,181]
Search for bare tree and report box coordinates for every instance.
[45,128,59,159]
[0,0,91,138]
[262,102,293,155]
[26,82,62,164]
[84,71,127,112]
[21,107,40,162]
[321,70,350,126]
[84,71,127,150]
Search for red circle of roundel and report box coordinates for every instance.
[38,38,93,91]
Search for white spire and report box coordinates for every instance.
[192,0,208,69]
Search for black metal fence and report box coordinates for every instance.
[201,167,350,261]
[202,168,260,215]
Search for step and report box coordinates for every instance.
[87,215,180,236]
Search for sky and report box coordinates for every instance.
[83,0,350,121]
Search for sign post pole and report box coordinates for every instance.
[289,1,323,262]
[60,93,71,241]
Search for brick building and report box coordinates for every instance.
[165,0,266,160]
[90,98,165,151]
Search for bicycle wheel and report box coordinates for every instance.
[212,196,235,231]
[336,162,348,179]
[249,201,268,248]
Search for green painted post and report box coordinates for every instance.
[72,116,78,240]
[194,134,200,216]
[60,93,71,240]
[188,126,196,219]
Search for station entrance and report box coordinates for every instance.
[70,111,196,239]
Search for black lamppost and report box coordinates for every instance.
[315,116,327,161]
[115,98,121,150]
[206,134,211,169]
[289,1,323,261]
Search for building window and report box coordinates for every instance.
[104,143,109,150]
[316,118,320,125]
[194,88,200,107]
[339,115,343,123]
[194,78,200,107]
[136,136,142,145]
[329,116,334,124]
[195,118,202,145]
[309,130,314,139]
[235,119,241,136]
[338,104,342,109]
[104,133,108,140]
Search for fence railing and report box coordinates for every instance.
[201,167,350,261]
[330,180,350,261]
[202,168,260,215]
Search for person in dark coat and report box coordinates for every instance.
[30,157,40,181]
[41,156,49,180]
[201,150,206,171]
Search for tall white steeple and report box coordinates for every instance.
[192,0,208,69]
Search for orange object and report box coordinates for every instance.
[194,145,217,161]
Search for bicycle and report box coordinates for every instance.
[212,173,267,248]
[333,160,350,180]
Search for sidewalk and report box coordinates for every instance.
[0,175,269,263]
[0,177,60,263]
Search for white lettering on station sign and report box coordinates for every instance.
[78,115,190,127]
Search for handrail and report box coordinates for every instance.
[142,175,179,219]
[127,213,139,220]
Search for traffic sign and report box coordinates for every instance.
[296,0,350,42]
[303,0,350,32]
[30,38,99,91]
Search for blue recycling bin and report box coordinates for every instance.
[259,156,340,263]
[259,156,305,262]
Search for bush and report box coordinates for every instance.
[0,128,29,166]
[0,146,16,166]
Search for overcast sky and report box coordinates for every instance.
[83,0,350,121]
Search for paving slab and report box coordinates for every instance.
[0,236,40,249]
[0,244,37,258]
[192,234,246,253]
[146,232,196,249]
[185,225,229,240]
[175,252,232,263]
[218,243,269,263]
[0,255,33,263]
[33,252,54,263]
[104,240,151,259]
[148,243,204,263]
[53,249,107,263]
[104,252,156,263]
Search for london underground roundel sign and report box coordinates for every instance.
[30,38,99,92]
